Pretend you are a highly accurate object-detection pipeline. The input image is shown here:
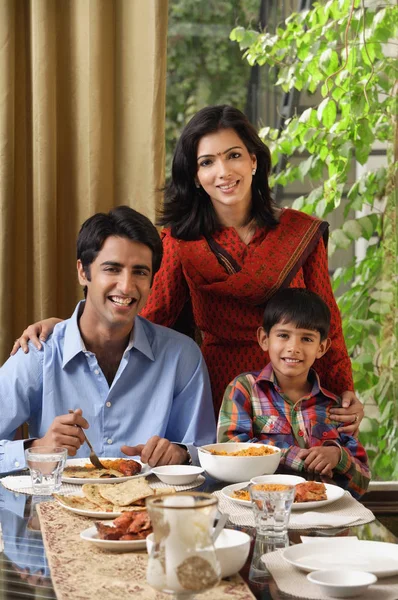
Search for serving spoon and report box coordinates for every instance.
[68,409,106,470]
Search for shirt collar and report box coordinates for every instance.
[255,362,340,403]
[62,303,155,368]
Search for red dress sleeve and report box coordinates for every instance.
[303,238,354,395]
[140,230,190,327]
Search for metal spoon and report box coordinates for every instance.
[68,409,106,470]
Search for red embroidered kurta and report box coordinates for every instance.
[141,209,354,414]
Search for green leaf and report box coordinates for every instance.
[369,302,391,315]
[319,49,339,76]
[342,220,364,240]
[370,290,394,303]
[317,98,337,128]
[330,229,351,249]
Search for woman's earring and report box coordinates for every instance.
[195,180,201,188]
[252,168,256,176]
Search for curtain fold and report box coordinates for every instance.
[0,0,168,363]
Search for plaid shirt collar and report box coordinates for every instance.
[255,362,340,404]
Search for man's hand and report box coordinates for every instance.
[30,409,88,456]
[297,446,340,477]
[121,436,188,467]
[329,391,364,436]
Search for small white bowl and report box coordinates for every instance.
[250,474,305,486]
[151,465,204,485]
[198,443,281,483]
[307,569,377,598]
[146,528,251,578]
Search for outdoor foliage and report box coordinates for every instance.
[166,0,260,173]
[231,0,398,478]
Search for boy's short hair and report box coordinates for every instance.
[262,288,331,340]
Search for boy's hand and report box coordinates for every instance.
[298,446,340,476]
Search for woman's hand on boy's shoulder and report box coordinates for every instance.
[328,391,364,437]
[298,446,340,477]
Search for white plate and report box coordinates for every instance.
[221,482,252,507]
[80,525,147,551]
[55,497,123,519]
[283,539,398,578]
[62,457,151,484]
[221,482,344,510]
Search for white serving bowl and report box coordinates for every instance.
[151,465,204,485]
[307,569,377,598]
[198,443,281,483]
[250,474,305,486]
[146,528,251,578]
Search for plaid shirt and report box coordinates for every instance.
[218,363,370,499]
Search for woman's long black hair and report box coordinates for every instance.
[158,105,279,240]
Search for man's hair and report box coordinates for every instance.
[262,288,331,341]
[77,205,163,282]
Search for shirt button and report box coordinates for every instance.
[107,439,113,445]
[106,401,112,408]
[298,430,304,437]
[15,461,20,467]
[94,369,100,375]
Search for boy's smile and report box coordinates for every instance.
[257,321,330,391]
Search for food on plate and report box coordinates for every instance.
[294,481,327,502]
[209,446,275,457]
[232,483,290,502]
[54,478,176,513]
[98,478,155,506]
[232,481,328,503]
[95,509,152,541]
[63,458,142,479]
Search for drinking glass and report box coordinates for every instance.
[25,447,67,495]
[249,483,295,541]
[146,492,221,599]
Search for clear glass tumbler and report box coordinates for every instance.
[249,483,295,541]
[25,446,67,495]
[146,492,221,600]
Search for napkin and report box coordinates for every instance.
[291,511,362,528]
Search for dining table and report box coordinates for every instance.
[0,470,397,600]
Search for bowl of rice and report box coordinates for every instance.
[198,443,281,483]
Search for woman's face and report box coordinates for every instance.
[196,128,257,219]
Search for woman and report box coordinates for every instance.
[13,105,363,431]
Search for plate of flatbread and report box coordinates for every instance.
[62,457,151,484]
[54,477,175,518]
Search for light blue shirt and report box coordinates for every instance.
[0,302,216,473]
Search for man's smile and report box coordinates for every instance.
[108,295,136,307]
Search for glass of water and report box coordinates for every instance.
[249,483,295,542]
[25,447,67,495]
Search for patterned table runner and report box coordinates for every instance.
[37,501,255,600]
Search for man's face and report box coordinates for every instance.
[77,235,153,332]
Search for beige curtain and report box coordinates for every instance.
[0,0,168,364]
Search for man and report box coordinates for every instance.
[0,206,215,473]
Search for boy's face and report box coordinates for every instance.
[257,321,330,382]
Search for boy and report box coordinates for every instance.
[217,288,369,499]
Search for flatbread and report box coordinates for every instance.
[82,484,115,510]
[63,466,123,479]
[53,494,104,511]
[98,478,154,506]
